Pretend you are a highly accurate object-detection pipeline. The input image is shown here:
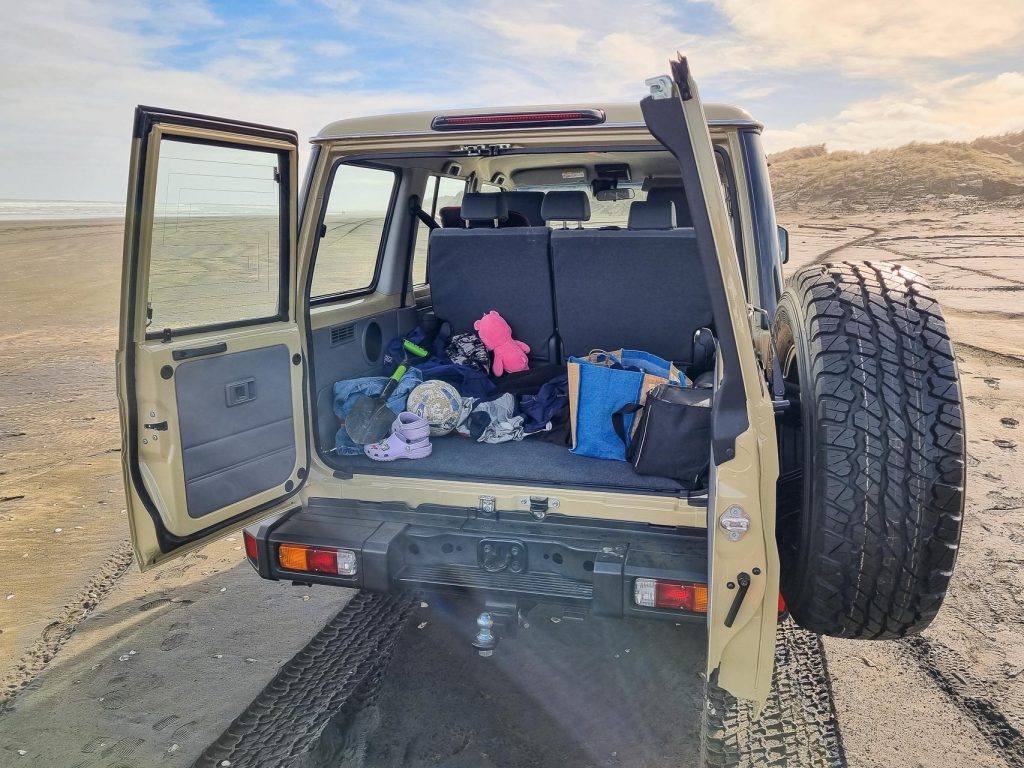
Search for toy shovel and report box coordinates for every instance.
[345,339,429,444]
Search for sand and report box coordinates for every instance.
[0,210,1022,766]
[0,219,128,684]
[780,208,1024,767]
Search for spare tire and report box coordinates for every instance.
[772,261,965,639]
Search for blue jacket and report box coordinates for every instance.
[333,369,423,455]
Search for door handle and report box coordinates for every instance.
[723,571,751,628]
[171,342,227,361]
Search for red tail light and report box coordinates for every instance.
[278,543,357,576]
[431,109,605,131]
[634,578,708,613]
[307,548,338,573]
[243,530,258,562]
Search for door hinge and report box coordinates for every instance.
[645,75,675,100]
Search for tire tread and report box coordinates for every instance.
[778,261,966,639]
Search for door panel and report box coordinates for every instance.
[308,303,419,457]
[119,106,307,568]
[176,344,296,518]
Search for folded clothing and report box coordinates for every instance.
[332,369,423,455]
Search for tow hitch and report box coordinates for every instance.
[470,597,529,657]
[472,612,497,657]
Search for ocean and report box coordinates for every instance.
[0,199,124,221]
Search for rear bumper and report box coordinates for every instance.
[247,498,708,622]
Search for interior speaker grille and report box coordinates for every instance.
[330,324,355,346]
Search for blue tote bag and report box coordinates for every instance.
[567,349,688,461]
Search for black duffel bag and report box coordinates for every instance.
[612,383,712,488]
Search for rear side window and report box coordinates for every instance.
[147,138,286,334]
[310,163,398,300]
[412,174,464,286]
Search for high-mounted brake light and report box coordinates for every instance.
[634,578,708,613]
[431,109,605,131]
[278,544,357,576]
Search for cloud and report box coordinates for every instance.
[703,0,1024,76]
[0,1,424,200]
[3,0,1024,201]
[312,70,362,85]
[764,71,1024,152]
[146,0,224,30]
[316,0,364,26]
[204,39,298,82]
[477,17,585,58]
[733,85,780,101]
[312,41,354,58]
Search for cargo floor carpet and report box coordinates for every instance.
[332,435,688,494]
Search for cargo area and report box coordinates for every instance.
[311,152,723,496]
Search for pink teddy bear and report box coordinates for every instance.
[474,311,530,376]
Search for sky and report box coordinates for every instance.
[1,0,1023,201]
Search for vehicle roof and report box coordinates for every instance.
[314,102,758,141]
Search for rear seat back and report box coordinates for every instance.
[550,194,712,363]
[438,206,463,228]
[427,193,557,361]
[646,186,692,227]
[501,191,546,226]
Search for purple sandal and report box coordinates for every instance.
[364,412,432,461]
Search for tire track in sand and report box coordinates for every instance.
[0,542,134,714]
[809,225,882,264]
[901,636,1024,768]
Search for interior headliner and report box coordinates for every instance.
[369,147,714,191]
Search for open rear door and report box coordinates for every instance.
[641,60,781,708]
[117,107,308,569]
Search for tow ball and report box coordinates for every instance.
[472,612,497,657]
[471,597,527,657]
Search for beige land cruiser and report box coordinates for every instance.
[116,56,966,760]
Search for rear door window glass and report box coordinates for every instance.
[310,164,398,299]
[147,139,285,334]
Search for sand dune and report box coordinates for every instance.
[770,130,1024,213]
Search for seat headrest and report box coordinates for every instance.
[628,200,675,230]
[438,206,463,228]
[541,190,591,224]
[645,186,691,226]
[460,193,508,227]
[501,191,546,226]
